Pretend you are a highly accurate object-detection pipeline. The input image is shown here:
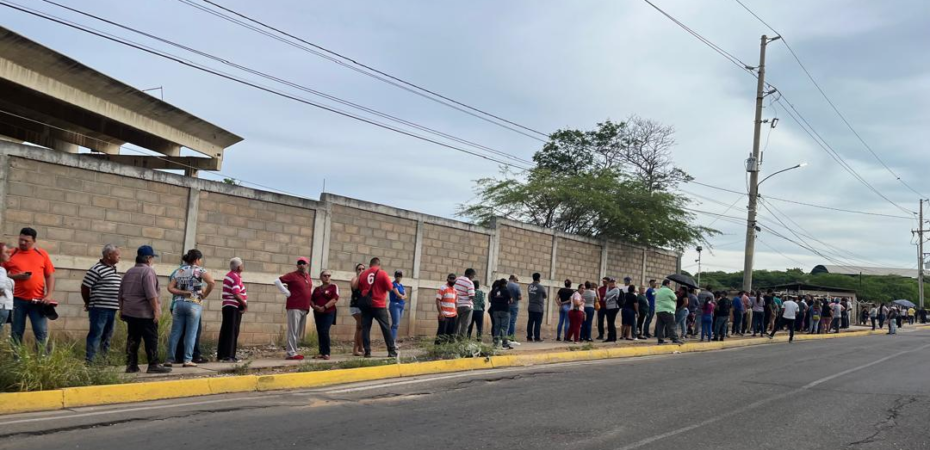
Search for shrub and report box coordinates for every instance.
[423,340,498,360]
[0,341,125,392]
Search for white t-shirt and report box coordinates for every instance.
[0,267,13,310]
[782,300,799,319]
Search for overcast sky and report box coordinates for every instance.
[5,0,929,275]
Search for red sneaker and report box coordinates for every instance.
[286,355,305,360]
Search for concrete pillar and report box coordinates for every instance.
[0,153,8,232]
[600,241,608,279]
[310,206,331,275]
[486,221,500,286]
[183,188,200,252]
[408,220,424,337]
[546,235,558,325]
[49,138,79,154]
[641,247,648,287]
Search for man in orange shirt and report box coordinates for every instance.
[357,257,397,357]
[435,273,458,344]
[2,228,55,348]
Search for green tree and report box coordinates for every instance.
[458,119,716,249]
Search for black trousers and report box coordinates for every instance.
[435,317,456,344]
[217,306,243,361]
[175,318,202,363]
[597,308,607,338]
[125,316,159,368]
[656,311,678,342]
[467,310,484,338]
[770,317,796,341]
[526,311,543,341]
[606,308,619,341]
[314,310,335,356]
[361,305,395,354]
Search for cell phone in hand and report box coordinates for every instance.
[24,272,32,276]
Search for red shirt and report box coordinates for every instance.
[597,286,607,309]
[311,284,340,313]
[358,266,393,309]
[2,247,55,300]
[280,271,313,310]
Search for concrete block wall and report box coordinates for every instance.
[0,142,681,347]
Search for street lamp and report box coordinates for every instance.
[742,162,808,292]
[696,246,703,286]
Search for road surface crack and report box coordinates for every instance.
[847,396,919,447]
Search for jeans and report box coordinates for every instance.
[557,304,571,339]
[810,318,820,334]
[455,306,473,338]
[389,301,405,341]
[871,317,877,330]
[0,309,9,338]
[174,318,202,363]
[731,311,743,335]
[85,307,117,363]
[636,309,647,337]
[435,317,456,344]
[770,317,795,341]
[167,301,202,363]
[701,315,713,340]
[878,315,885,328]
[11,298,49,348]
[286,309,309,357]
[606,308,619,341]
[468,310,484,339]
[888,319,897,334]
[597,308,607,338]
[526,311,543,341]
[217,306,243,361]
[752,311,765,335]
[508,302,520,338]
[125,316,159,368]
[361,305,396,355]
[581,306,595,340]
[675,308,688,338]
[713,317,728,341]
[656,311,678,342]
[491,310,511,347]
[313,310,335,356]
[643,306,655,337]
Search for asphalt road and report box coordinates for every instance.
[1,328,929,450]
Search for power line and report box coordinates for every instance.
[179,0,549,142]
[772,92,915,216]
[2,1,532,171]
[732,0,927,198]
[36,0,534,168]
[685,179,913,220]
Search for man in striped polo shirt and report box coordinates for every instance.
[453,268,476,339]
[81,244,121,363]
[218,257,247,362]
[435,273,458,344]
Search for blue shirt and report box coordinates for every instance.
[732,296,744,312]
[646,288,656,309]
[389,281,405,303]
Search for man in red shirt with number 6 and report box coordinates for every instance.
[356,257,397,358]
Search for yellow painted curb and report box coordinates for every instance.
[208,375,259,395]
[256,365,403,392]
[62,378,214,408]
[0,326,912,415]
[0,390,63,414]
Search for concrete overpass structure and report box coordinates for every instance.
[0,26,241,175]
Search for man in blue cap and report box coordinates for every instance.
[119,245,171,373]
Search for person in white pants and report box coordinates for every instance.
[274,257,314,360]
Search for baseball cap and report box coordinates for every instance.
[296,257,310,265]
[137,245,158,257]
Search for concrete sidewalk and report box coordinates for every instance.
[133,323,886,380]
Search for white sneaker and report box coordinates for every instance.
[510,341,521,346]
[633,338,639,341]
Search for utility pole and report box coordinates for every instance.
[742,35,779,292]
[919,200,925,309]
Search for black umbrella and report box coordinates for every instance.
[892,299,916,309]
[666,273,698,289]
